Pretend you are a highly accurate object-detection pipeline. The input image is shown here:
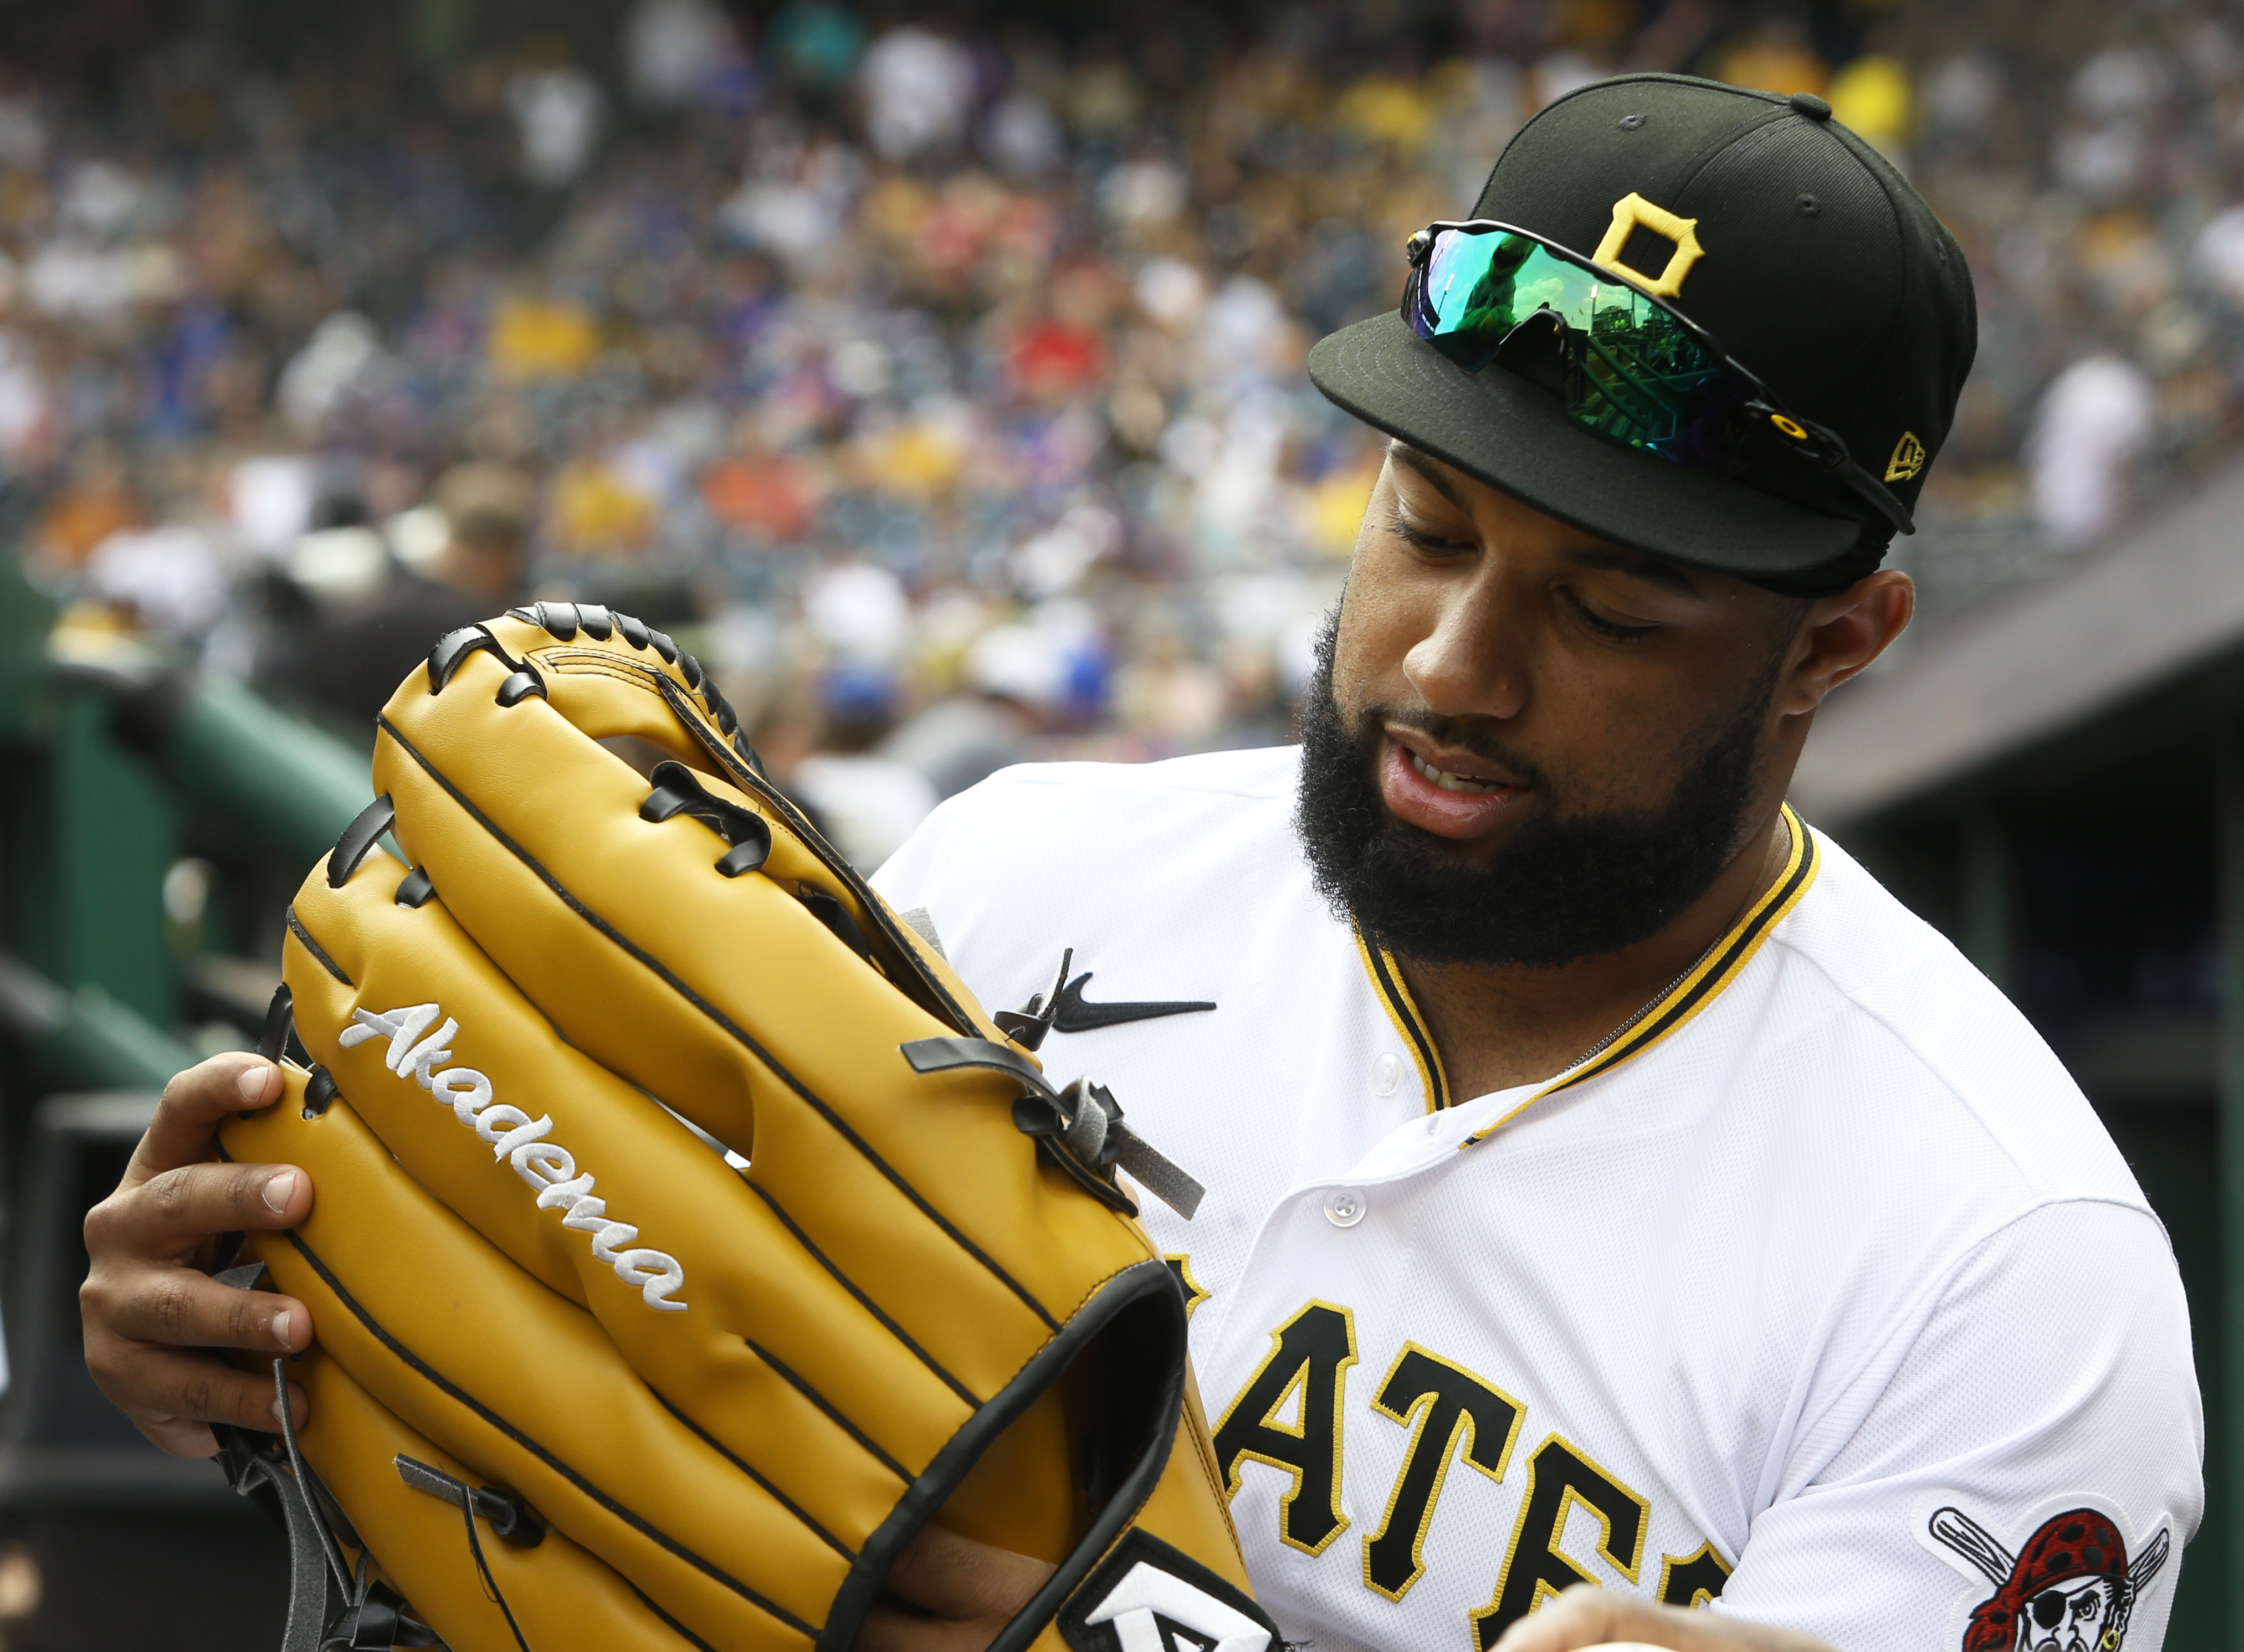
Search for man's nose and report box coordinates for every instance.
[1401,574,1533,721]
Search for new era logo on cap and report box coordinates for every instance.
[1885,430,1928,483]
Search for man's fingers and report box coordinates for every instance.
[85,1158,311,1262]
[858,1527,1054,1652]
[136,1414,222,1459]
[879,1523,1054,1625]
[128,1054,284,1184]
[858,1599,965,1652]
[859,1595,1034,1652]
[1488,1586,1632,1652]
[86,1264,310,1355]
[1490,1588,1835,1652]
[76,1053,320,1461]
[82,1337,309,1458]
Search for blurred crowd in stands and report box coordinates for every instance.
[7,0,2244,864]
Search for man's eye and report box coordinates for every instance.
[1559,587,1658,640]
[1388,508,1471,552]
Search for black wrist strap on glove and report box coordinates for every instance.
[212,1265,439,1652]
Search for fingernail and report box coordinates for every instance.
[271,1310,293,1347]
[262,1169,296,1213]
[238,1061,274,1105]
[271,1396,289,1428]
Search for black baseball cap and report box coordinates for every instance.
[1307,72,1977,594]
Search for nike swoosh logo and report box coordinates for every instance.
[1051,972,1216,1034]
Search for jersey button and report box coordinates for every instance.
[1372,1053,1402,1096]
[1325,1190,1367,1228]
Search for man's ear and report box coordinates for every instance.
[1775,569,1914,717]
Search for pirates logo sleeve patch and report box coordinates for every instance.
[1920,1499,2173,1652]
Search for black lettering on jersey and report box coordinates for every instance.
[1210,1301,1359,1556]
[1657,1542,1730,1607]
[1361,1343,1524,1602]
[1164,1254,1211,1319]
[1470,1434,1650,1648]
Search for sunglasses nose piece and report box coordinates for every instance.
[1491,308,1569,398]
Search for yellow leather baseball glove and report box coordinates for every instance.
[214,603,1266,1652]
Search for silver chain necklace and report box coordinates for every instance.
[1561,816,1791,1074]
[1566,931,1724,1070]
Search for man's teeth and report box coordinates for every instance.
[1410,751,1499,794]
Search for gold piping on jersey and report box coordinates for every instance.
[1164,1253,1212,1318]
[1361,1341,1526,1602]
[1656,1540,1734,1607]
[1357,931,1452,1112]
[1471,1432,1652,1645]
[1454,804,1820,1148]
[1209,1300,1360,1557]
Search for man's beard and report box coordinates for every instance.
[1293,615,1777,968]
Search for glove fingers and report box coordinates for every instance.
[284,859,980,1511]
[280,1346,703,1652]
[374,634,1144,1396]
[226,1069,850,1652]
[428,613,981,1040]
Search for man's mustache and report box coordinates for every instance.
[1357,703,1554,792]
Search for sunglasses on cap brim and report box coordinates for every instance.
[1401,220,1915,537]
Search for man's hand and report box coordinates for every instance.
[1490,1586,1839,1652]
[860,1524,1056,1652]
[855,1547,1842,1652]
[79,1051,315,1457]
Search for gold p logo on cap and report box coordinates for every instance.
[1592,192,1705,299]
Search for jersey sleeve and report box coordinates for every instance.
[865,779,973,914]
[1717,1197,2202,1652]
[867,763,1037,914]
[867,766,1035,998]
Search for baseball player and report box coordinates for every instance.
[79,74,2199,1652]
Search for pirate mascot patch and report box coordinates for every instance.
[1928,1506,2171,1652]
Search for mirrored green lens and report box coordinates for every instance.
[1405,228,1743,462]
[1412,233,1589,361]
[1413,234,1673,353]
[1395,221,1917,533]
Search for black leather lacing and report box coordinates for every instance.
[503,603,760,768]
[392,1455,535,1652]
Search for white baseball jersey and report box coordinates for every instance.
[872,747,2203,1652]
